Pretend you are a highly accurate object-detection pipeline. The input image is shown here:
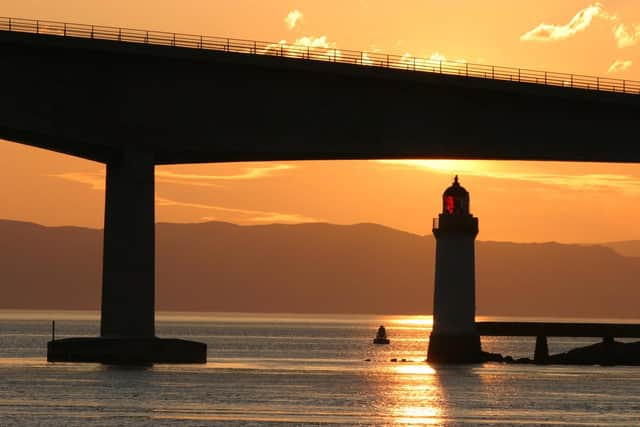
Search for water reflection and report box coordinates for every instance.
[384,363,443,425]
[380,363,489,425]
[389,316,434,328]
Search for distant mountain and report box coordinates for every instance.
[1,219,639,318]
[601,241,640,258]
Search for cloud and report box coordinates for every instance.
[50,163,296,190]
[51,169,319,224]
[377,160,640,194]
[521,3,615,41]
[52,164,294,190]
[261,35,340,61]
[285,10,304,30]
[429,52,447,62]
[614,23,640,48]
[156,164,295,184]
[607,59,633,74]
[292,35,334,49]
[157,197,320,224]
[397,51,467,73]
[53,171,105,190]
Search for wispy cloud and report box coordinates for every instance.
[607,59,633,74]
[276,10,341,60]
[285,10,304,30]
[398,51,467,71]
[613,23,640,48]
[157,197,319,224]
[51,170,318,224]
[377,160,640,194]
[292,35,335,49]
[53,171,105,190]
[521,3,615,41]
[261,35,340,61]
[156,164,294,184]
[52,164,294,190]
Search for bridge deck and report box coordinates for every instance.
[3,16,640,165]
[477,322,640,338]
[1,16,639,96]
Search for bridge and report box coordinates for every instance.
[2,17,640,363]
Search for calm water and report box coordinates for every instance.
[2,311,640,426]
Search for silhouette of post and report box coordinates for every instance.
[534,335,549,364]
[427,176,482,363]
[101,148,155,338]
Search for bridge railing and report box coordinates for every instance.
[2,16,639,96]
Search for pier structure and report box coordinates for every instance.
[427,176,482,363]
[477,321,640,364]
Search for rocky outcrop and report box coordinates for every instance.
[486,339,640,366]
[547,339,640,366]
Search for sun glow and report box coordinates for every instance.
[388,363,444,425]
[394,406,442,425]
[392,364,436,376]
[390,316,433,327]
[377,159,490,175]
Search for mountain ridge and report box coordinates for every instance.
[1,219,639,318]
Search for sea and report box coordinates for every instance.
[1,311,640,426]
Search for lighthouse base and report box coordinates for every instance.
[427,333,482,364]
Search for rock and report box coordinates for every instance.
[548,339,640,366]
[480,351,504,362]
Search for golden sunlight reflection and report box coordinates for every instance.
[395,406,442,425]
[385,362,444,425]
[389,316,433,328]
[392,363,436,376]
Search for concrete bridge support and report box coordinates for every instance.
[47,148,206,364]
[101,149,155,338]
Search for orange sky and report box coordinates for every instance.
[2,1,640,243]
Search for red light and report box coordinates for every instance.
[446,196,455,214]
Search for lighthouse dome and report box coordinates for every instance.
[442,175,470,215]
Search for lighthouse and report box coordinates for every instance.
[427,176,482,363]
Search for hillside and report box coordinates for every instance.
[1,219,639,318]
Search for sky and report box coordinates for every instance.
[2,0,640,243]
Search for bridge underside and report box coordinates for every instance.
[2,30,640,165]
[1,30,639,363]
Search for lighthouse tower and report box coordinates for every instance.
[427,176,482,363]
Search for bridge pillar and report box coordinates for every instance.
[101,148,155,337]
[47,148,206,363]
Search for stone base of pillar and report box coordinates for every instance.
[427,333,482,364]
[47,337,207,364]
